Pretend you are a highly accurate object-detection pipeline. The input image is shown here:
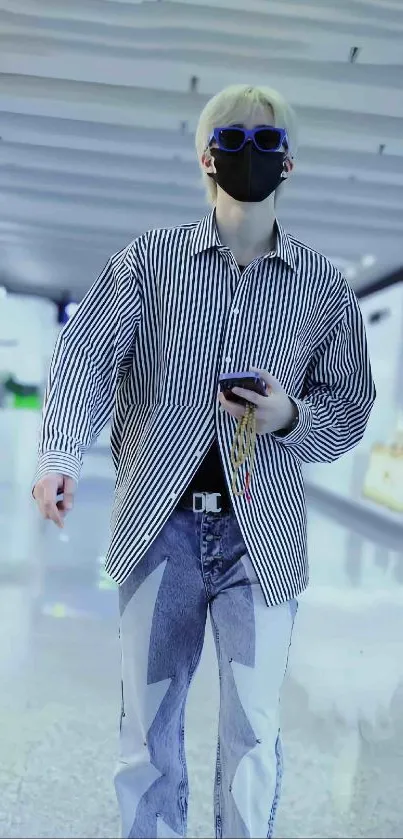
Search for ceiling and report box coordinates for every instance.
[0,0,402,301]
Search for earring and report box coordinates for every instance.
[283,157,293,175]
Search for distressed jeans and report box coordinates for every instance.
[115,503,298,839]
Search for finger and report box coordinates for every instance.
[63,476,76,495]
[231,386,268,407]
[39,498,64,528]
[41,480,65,525]
[249,367,280,393]
[57,497,73,513]
[218,391,245,418]
[56,475,77,513]
[33,483,43,501]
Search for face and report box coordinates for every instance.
[202,102,283,174]
[201,101,293,204]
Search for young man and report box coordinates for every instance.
[32,84,376,838]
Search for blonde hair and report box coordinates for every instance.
[195,83,298,205]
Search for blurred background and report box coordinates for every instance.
[1,0,403,837]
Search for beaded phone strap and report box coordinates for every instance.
[230,403,257,502]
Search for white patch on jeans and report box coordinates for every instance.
[116,762,161,839]
[116,561,172,838]
[230,592,293,838]
[156,814,184,838]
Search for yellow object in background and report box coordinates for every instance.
[47,603,67,618]
[362,442,403,513]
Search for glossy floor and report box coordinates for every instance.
[1,459,403,838]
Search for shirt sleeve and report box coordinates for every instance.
[275,275,376,463]
[32,244,143,489]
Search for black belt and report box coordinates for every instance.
[178,488,232,513]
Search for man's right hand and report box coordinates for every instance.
[33,473,76,529]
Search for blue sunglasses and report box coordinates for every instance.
[208,125,289,153]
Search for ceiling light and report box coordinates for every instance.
[361,254,376,268]
[65,302,79,319]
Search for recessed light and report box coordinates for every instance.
[361,254,376,268]
[65,302,79,319]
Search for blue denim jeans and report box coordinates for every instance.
[115,502,298,839]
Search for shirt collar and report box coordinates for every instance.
[191,209,296,272]
[191,209,221,255]
[274,219,296,272]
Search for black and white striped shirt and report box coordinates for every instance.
[33,210,376,606]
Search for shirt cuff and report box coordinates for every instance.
[32,451,82,497]
[273,397,313,447]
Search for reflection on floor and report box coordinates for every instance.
[1,468,403,838]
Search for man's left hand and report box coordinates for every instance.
[217,367,297,436]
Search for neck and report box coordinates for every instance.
[214,190,276,265]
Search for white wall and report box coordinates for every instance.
[0,293,59,566]
[0,292,57,386]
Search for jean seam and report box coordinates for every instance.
[178,623,206,837]
[118,626,126,734]
[210,610,223,839]
[266,598,298,837]
[267,732,283,838]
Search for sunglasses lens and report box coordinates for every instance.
[218,128,245,151]
[255,128,282,151]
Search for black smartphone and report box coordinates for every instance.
[218,371,268,406]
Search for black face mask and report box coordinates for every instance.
[209,143,287,203]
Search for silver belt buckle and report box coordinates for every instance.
[192,492,222,513]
